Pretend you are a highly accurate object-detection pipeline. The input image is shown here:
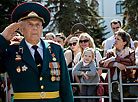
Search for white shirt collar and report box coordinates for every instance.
[83,61,89,66]
[25,40,43,50]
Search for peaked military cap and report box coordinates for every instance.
[71,23,88,34]
[11,2,51,28]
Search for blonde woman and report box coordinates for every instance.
[65,37,80,66]
[74,33,102,68]
[64,37,80,102]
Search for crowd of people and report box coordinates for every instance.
[0,1,138,102]
[43,19,138,102]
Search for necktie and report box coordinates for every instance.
[32,45,42,74]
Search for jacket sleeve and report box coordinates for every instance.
[72,61,83,76]
[115,51,135,66]
[99,50,135,68]
[0,34,10,73]
[59,46,74,102]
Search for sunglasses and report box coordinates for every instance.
[79,39,89,43]
[69,42,77,46]
[112,27,120,30]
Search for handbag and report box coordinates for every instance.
[97,80,104,96]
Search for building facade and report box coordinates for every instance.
[96,0,125,38]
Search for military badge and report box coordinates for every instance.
[48,45,61,82]
[51,76,56,81]
[15,52,21,61]
[15,46,23,61]
[18,46,23,55]
[49,62,60,82]
[52,57,56,61]
[22,65,28,71]
[56,76,60,81]
[16,66,21,73]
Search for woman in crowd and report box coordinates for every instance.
[65,37,80,66]
[64,37,80,102]
[74,33,102,73]
[99,29,136,102]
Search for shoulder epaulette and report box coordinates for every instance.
[46,40,61,46]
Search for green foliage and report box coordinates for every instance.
[0,0,108,47]
[122,0,138,40]
[45,0,108,47]
[0,0,23,32]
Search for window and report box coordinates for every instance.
[116,1,124,14]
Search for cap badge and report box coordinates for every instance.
[28,12,38,17]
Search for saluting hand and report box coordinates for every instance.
[2,22,21,41]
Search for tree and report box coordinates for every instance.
[75,0,107,47]
[0,0,23,32]
[44,0,77,36]
[122,0,138,40]
[45,0,108,47]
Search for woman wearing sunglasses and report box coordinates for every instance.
[65,37,80,66]
[64,37,80,102]
[74,33,102,67]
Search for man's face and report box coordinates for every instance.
[54,37,64,47]
[111,23,121,35]
[20,19,43,44]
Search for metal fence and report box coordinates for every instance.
[119,66,138,102]
[69,67,112,102]
[69,66,138,102]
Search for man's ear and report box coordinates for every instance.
[120,26,122,29]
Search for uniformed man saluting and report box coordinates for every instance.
[0,2,73,102]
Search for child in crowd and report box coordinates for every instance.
[72,47,99,102]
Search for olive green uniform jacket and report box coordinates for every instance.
[0,34,74,102]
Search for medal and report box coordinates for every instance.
[22,65,28,71]
[16,66,21,73]
[58,70,60,75]
[15,52,22,61]
[56,76,60,81]
[53,69,56,75]
[50,70,53,75]
[52,57,56,61]
[51,76,55,81]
